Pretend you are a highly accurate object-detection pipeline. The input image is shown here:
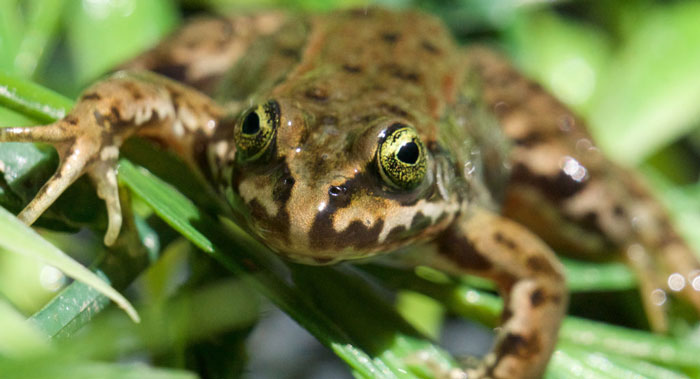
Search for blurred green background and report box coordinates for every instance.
[2,0,700,378]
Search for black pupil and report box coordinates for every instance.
[397,142,419,164]
[242,111,261,135]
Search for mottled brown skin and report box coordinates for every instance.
[1,7,698,379]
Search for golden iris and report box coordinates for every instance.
[378,125,427,190]
[235,101,280,160]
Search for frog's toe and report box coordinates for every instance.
[1,120,124,245]
[87,158,122,245]
[0,124,75,144]
[662,242,700,312]
[14,137,93,225]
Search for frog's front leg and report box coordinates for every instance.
[0,71,226,244]
[425,209,567,378]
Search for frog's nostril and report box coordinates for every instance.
[329,185,347,197]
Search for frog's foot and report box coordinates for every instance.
[1,72,225,245]
[0,121,122,244]
[632,241,700,331]
[421,209,567,378]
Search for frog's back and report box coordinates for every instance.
[224,8,466,139]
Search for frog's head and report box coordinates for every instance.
[226,98,460,264]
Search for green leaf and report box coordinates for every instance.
[588,2,700,164]
[0,297,49,357]
[65,0,178,84]
[0,71,73,123]
[13,0,68,78]
[0,205,139,322]
[0,360,197,379]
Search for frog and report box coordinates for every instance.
[2,7,700,379]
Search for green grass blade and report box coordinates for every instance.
[546,348,618,379]
[0,360,197,379]
[0,72,73,123]
[561,257,637,292]
[14,0,67,78]
[0,297,49,356]
[0,206,139,322]
[561,317,700,369]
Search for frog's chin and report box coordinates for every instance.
[265,242,378,265]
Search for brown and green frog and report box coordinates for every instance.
[2,8,699,378]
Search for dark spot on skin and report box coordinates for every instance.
[122,81,144,100]
[378,102,409,118]
[309,211,384,250]
[514,131,546,147]
[356,114,379,124]
[612,205,625,218]
[510,163,587,202]
[382,63,420,82]
[272,163,296,205]
[342,64,363,73]
[526,256,559,278]
[273,174,295,204]
[320,115,338,126]
[381,32,400,43]
[437,230,492,271]
[110,106,122,122]
[82,92,101,101]
[579,212,601,235]
[496,333,541,359]
[530,288,546,307]
[421,40,440,54]
[304,86,329,102]
[247,198,290,244]
[385,225,407,241]
[65,116,78,126]
[409,212,432,231]
[152,63,188,82]
[494,231,518,250]
[279,47,300,59]
[501,306,514,323]
[93,111,107,127]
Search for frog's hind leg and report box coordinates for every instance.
[419,209,567,378]
[465,46,700,331]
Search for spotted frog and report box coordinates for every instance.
[2,8,699,378]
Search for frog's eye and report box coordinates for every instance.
[377,124,427,190]
[235,100,280,160]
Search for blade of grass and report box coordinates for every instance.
[0,205,139,322]
[0,0,22,74]
[0,297,49,357]
[545,348,618,379]
[561,317,700,369]
[14,0,67,78]
[560,257,637,292]
[0,360,197,379]
[0,72,73,123]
